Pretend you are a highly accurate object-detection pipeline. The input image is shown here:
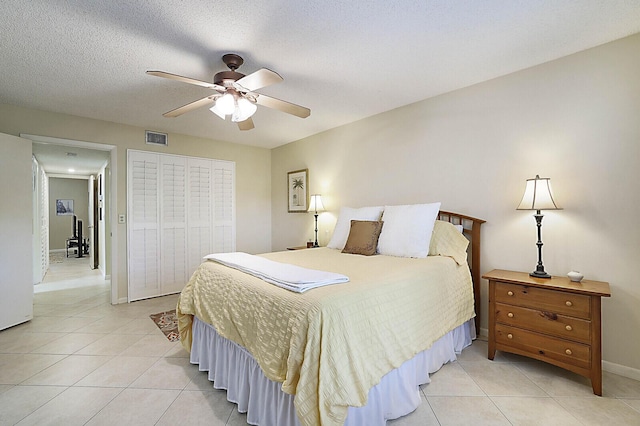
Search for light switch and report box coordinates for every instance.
[118,214,126,224]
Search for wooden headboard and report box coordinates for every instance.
[437,211,486,332]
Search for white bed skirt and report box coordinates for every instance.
[190,316,475,426]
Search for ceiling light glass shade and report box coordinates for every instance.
[517,175,561,211]
[308,194,325,213]
[231,97,258,122]
[209,93,235,119]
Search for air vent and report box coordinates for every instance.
[145,131,168,146]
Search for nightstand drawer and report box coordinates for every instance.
[495,323,590,369]
[495,303,591,343]
[494,282,591,319]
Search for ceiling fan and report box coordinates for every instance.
[147,53,310,131]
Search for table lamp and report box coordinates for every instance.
[308,194,325,247]
[517,175,562,278]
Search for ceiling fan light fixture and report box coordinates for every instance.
[232,97,257,123]
[150,53,309,127]
[209,93,235,119]
[209,103,226,119]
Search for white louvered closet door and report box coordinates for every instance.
[213,160,236,253]
[128,150,235,302]
[160,155,188,294]
[187,159,214,274]
[32,157,49,284]
[128,151,161,301]
[39,165,49,281]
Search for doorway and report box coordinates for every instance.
[26,134,118,304]
[47,176,94,272]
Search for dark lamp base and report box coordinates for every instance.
[530,270,552,279]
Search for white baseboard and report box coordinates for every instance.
[603,360,640,382]
[478,327,488,338]
[49,249,65,253]
[117,297,128,304]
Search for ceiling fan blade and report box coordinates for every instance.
[235,68,283,92]
[255,94,310,118]
[162,96,215,118]
[147,70,225,91]
[237,117,255,131]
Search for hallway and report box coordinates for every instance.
[36,252,105,294]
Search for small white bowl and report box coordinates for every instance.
[567,271,584,282]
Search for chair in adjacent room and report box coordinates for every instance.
[65,215,82,257]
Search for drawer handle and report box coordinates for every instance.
[565,301,573,307]
[565,349,573,356]
[507,291,514,296]
[507,333,513,339]
[565,325,573,331]
[507,312,514,318]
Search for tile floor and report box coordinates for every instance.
[1,254,639,425]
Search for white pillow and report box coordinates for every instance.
[327,206,384,249]
[377,202,441,258]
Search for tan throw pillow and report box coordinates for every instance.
[342,220,384,256]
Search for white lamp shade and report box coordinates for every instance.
[209,93,235,119]
[232,97,258,122]
[209,103,226,119]
[308,194,325,213]
[517,175,561,210]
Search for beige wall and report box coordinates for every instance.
[48,177,89,250]
[271,34,640,373]
[0,105,272,301]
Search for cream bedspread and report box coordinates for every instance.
[177,248,474,426]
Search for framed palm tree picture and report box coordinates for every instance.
[287,169,309,213]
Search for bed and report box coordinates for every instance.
[177,208,485,426]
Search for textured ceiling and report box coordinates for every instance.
[2,1,640,149]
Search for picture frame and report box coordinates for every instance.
[56,199,74,216]
[287,169,309,213]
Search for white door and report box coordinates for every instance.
[213,160,236,253]
[127,150,236,302]
[32,157,48,284]
[187,158,214,274]
[87,176,97,269]
[127,151,160,301]
[160,155,188,294]
[0,133,34,330]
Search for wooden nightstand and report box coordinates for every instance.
[286,245,314,250]
[483,269,611,395]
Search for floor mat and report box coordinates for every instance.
[149,309,179,342]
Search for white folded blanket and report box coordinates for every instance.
[203,252,350,293]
